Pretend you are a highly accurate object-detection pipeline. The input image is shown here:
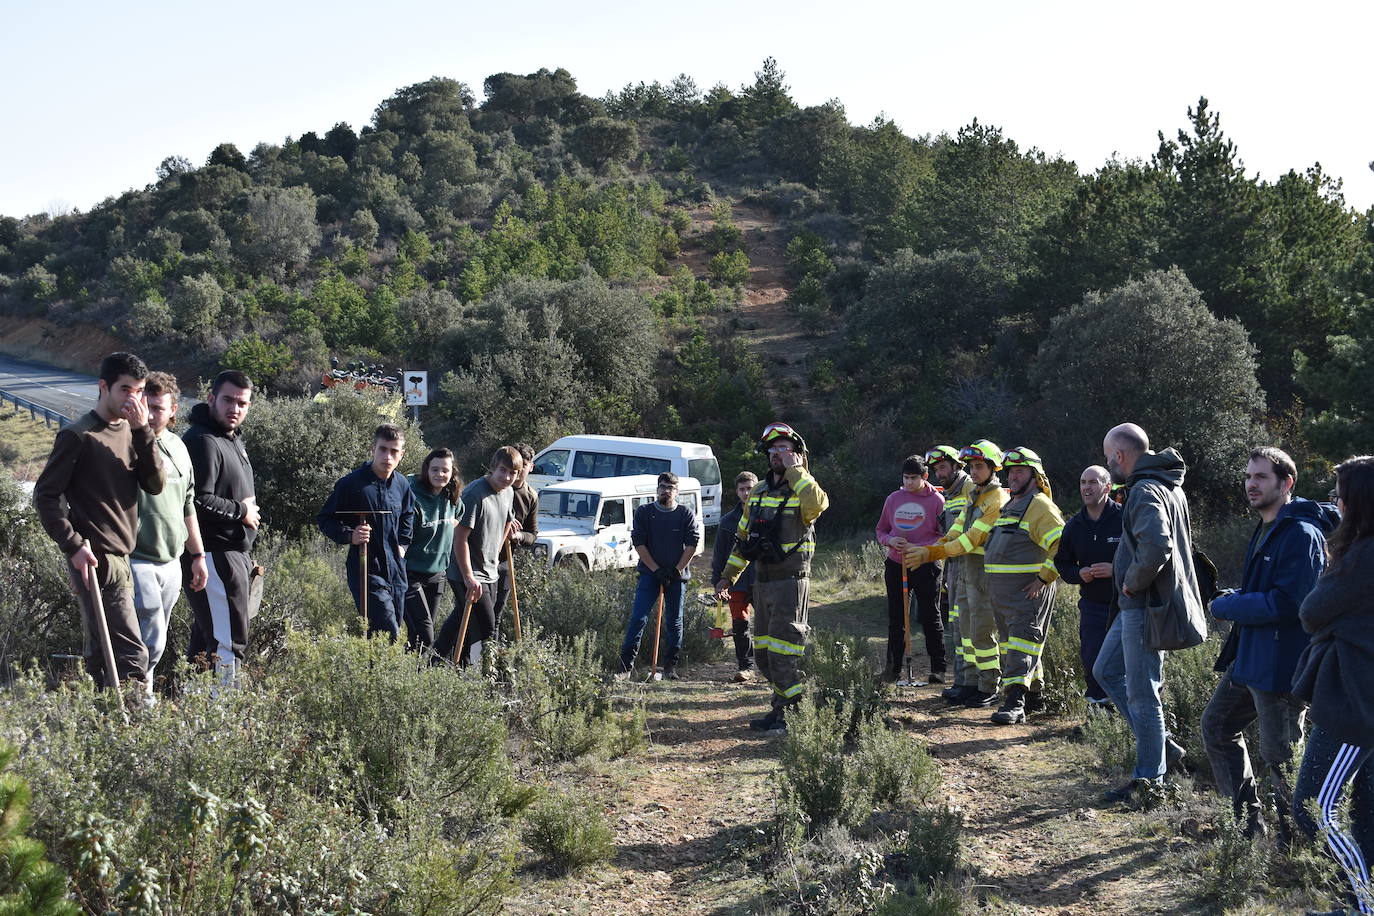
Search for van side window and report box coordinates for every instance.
[687,458,721,486]
[572,451,618,478]
[570,451,671,478]
[534,450,570,476]
[599,498,626,528]
[622,455,672,476]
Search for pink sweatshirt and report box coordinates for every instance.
[875,485,945,563]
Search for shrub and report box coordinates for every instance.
[900,807,964,888]
[0,476,81,677]
[852,715,941,809]
[501,633,616,763]
[1039,588,1087,718]
[1182,803,1270,913]
[1,656,516,915]
[708,250,751,286]
[522,790,614,875]
[245,388,425,537]
[804,631,887,739]
[778,696,874,830]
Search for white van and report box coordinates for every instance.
[534,475,706,571]
[528,435,723,526]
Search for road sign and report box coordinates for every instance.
[403,370,428,406]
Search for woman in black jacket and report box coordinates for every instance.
[1291,455,1374,915]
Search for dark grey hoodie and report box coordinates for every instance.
[1114,448,1203,624]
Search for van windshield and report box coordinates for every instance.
[571,451,671,479]
[688,458,721,486]
[533,449,570,476]
[538,491,599,520]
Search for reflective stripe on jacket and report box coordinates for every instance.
[926,479,1007,563]
[983,489,1064,582]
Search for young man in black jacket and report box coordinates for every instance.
[711,471,758,681]
[182,369,258,685]
[1053,465,1121,709]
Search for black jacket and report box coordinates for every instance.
[1054,501,1122,606]
[1291,538,1374,747]
[182,402,256,553]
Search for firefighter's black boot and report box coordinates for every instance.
[991,685,1028,725]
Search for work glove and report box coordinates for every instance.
[655,566,680,585]
[903,545,929,569]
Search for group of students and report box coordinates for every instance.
[873,430,1373,913]
[315,431,539,666]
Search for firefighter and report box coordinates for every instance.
[716,422,830,736]
[982,447,1065,725]
[926,445,974,700]
[906,441,1008,708]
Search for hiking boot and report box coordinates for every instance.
[1165,737,1188,773]
[941,684,969,703]
[734,668,754,683]
[926,672,946,684]
[1024,690,1045,714]
[662,666,680,681]
[990,686,1027,725]
[962,689,998,708]
[1101,779,1141,804]
[761,715,788,737]
[749,708,783,731]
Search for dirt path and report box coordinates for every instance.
[509,648,1195,915]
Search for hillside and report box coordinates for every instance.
[2,61,1372,521]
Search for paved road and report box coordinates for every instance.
[0,354,99,422]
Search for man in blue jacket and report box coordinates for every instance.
[1202,446,1339,840]
[318,423,415,640]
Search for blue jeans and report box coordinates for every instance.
[620,572,686,670]
[1093,608,1166,780]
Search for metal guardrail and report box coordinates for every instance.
[0,387,72,428]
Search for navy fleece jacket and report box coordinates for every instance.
[1210,497,1339,694]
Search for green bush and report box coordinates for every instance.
[804,631,887,739]
[852,715,941,809]
[501,633,616,763]
[778,696,874,830]
[1163,637,1225,778]
[522,790,614,875]
[708,249,751,286]
[1039,588,1087,718]
[245,387,425,537]
[0,476,81,677]
[1,653,516,915]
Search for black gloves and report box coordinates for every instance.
[655,566,681,585]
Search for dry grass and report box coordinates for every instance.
[0,409,57,481]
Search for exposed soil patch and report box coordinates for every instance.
[0,315,127,372]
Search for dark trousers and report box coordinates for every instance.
[69,554,147,687]
[728,589,753,670]
[883,558,944,674]
[1079,598,1111,702]
[1293,724,1373,913]
[1202,664,1305,822]
[403,570,446,652]
[346,567,402,640]
[434,580,497,665]
[187,549,252,674]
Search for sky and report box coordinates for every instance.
[3,0,1372,218]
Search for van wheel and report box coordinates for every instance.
[556,554,590,573]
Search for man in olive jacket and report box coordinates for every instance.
[1094,423,1203,802]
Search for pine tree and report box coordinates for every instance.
[0,742,79,916]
